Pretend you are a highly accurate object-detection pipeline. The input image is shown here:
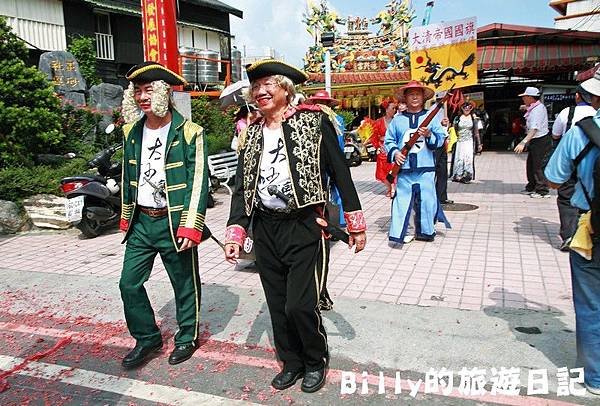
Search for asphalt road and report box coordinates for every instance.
[0,267,596,405]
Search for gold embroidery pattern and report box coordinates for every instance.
[287,112,324,205]
[242,125,263,216]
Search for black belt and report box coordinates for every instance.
[256,206,310,220]
[139,206,168,217]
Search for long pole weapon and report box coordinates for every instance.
[385,84,455,184]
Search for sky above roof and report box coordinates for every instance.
[225,0,558,67]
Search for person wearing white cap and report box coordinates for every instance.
[514,86,552,198]
[544,68,600,396]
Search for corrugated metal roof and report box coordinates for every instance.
[81,0,238,35]
[82,0,242,19]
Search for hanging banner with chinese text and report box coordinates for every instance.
[141,0,180,74]
[408,17,478,92]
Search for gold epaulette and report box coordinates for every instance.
[123,122,135,141]
[183,121,204,144]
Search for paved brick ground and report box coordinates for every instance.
[0,151,572,314]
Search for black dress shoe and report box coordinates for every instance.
[122,341,162,368]
[301,367,327,393]
[168,342,198,365]
[271,368,305,390]
[415,234,435,242]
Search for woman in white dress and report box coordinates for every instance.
[450,102,482,183]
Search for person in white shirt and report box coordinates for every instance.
[514,87,552,198]
[551,86,597,250]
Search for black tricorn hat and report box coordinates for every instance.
[126,61,187,86]
[246,59,309,84]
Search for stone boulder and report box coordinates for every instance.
[89,83,124,132]
[38,51,87,93]
[22,194,71,230]
[0,200,31,234]
[89,83,124,112]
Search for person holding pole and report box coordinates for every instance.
[384,80,450,244]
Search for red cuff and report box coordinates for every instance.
[344,210,367,233]
[120,219,129,232]
[176,227,201,244]
[225,225,247,246]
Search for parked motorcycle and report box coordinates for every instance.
[343,130,362,167]
[364,139,377,162]
[60,124,122,238]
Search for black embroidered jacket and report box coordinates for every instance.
[225,108,366,244]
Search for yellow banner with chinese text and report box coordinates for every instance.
[409,40,477,92]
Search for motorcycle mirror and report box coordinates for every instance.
[105,123,116,134]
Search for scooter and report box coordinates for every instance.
[60,124,122,238]
[364,139,377,162]
[343,130,362,167]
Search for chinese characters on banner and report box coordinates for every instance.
[408,17,478,91]
[141,0,180,74]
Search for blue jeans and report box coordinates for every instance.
[570,242,600,388]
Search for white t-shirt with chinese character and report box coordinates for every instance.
[257,126,292,209]
[137,123,170,208]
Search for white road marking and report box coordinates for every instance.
[0,355,259,405]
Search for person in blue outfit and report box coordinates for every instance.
[384,80,450,244]
[544,69,600,396]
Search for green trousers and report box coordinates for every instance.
[120,212,201,346]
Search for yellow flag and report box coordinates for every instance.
[408,17,478,92]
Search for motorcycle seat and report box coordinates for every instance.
[62,175,107,184]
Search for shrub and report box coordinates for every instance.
[67,35,100,87]
[0,159,91,202]
[337,109,355,130]
[191,97,235,155]
[0,17,63,168]
[60,104,105,155]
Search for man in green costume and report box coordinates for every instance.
[119,61,209,368]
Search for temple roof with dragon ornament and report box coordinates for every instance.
[303,0,415,87]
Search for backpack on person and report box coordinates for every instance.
[572,117,600,234]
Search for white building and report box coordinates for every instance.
[239,45,284,66]
[0,0,66,51]
[550,0,600,32]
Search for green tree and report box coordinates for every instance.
[67,35,100,87]
[191,97,234,155]
[0,17,63,168]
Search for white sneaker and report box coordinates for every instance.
[403,235,414,244]
[520,189,533,195]
[586,384,600,396]
[530,193,551,199]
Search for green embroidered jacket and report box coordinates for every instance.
[120,109,209,249]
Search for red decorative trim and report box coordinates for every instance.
[225,225,247,246]
[119,219,129,232]
[177,227,201,244]
[297,103,322,112]
[308,70,410,84]
[344,210,367,233]
[283,106,297,120]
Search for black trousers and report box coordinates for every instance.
[253,208,329,372]
[557,178,579,241]
[525,135,552,195]
[434,147,449,202]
